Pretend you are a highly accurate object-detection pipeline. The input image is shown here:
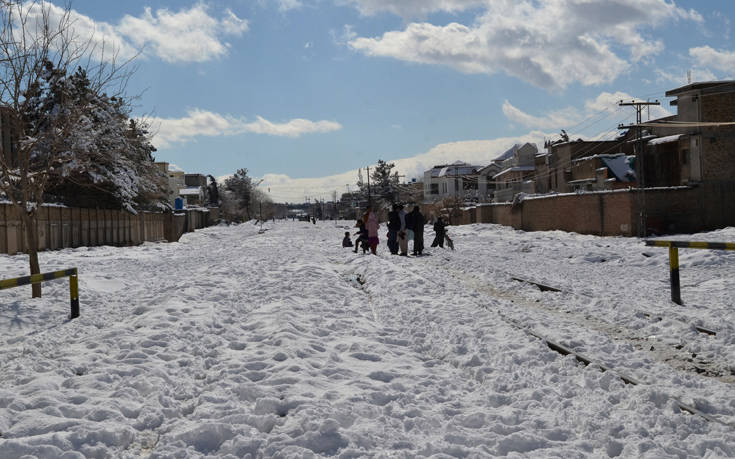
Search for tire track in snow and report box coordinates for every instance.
[357,249,735,426]
[438,262,734,384]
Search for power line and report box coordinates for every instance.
[618,99,660,238]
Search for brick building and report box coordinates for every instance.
[545,140,632,192]
[658,81,735,183]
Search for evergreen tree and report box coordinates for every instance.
[224,168,253,219]
[370,159,399,205]
[0,1,142,297]
[36,64,168,212]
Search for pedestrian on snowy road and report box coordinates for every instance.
[431,217,447,248]
[408,206,425,256]
[387,204,400,255]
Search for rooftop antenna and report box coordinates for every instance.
[687,69,692,84]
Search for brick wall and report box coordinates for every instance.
[699,92,735,181]
[699,128,735,182]
[520,193,634,236]
[472,185,735,236]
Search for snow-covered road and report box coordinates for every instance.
[1,220,734,457]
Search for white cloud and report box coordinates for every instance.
[27,2,248,64]
[689,46,735,74]
[18,2,138,62]
[221,8,250,36]
[503,92,672,132]
[149,109,342,149]
[277,0,304,11]
[655,67,719,86]
[255,132,551,202]
[502,101,581,130]
[116,5,248,63]
[243,116,342,137]
[331,24,357,46]
[258,0,303,12]
[348,0,702,89]
[338,0,486,18]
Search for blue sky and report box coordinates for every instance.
[47,0,734,202]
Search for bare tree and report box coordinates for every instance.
[0,1,136,297]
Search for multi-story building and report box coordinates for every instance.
[492,143,538,202]
[642,81,735,186]
[422,162,481,202]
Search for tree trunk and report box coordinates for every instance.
[22,212,42,298]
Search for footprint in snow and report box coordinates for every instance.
[350,353,381,362]
[367,371,396,383]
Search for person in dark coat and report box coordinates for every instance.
[408,206,425,255]
[386,204,401,255]
[431,217,447,248]
[353,219,368,254]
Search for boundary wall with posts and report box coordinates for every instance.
[0,204,219,255]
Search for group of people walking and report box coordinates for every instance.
[342,204,452,256]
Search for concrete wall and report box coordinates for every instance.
[0,205,218,255]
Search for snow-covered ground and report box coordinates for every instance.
[1,220,734,457]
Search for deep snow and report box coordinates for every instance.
[0,220,734,457]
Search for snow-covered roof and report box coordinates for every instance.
[492,165,534,179]
[437,165,479,177]
[169,163,184,172]
[477,163,502,175]
[648,134,683,146]
[601,155,636,182]
[568,178,596,184]
[179,187,202,196]
[494,144,519,162]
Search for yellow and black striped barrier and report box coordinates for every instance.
[645,240,735,305]
[0,268,79,319]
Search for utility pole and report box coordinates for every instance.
[393,174,405,204]
[619,99,660,238]
[366,166,372,207]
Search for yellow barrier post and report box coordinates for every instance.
[0,268,80,319]
[645,240,734,305]
[70,269,79,319]
[669,246,681,305]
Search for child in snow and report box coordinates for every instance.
[342,231,353,248]
[354,219,369,254]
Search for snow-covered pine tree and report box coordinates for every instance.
[370,159,399,208]
[0,1,144,297]
[224,168,254,219]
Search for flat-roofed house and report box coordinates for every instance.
[423,161,481,202]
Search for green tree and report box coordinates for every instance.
[224,168,254,219]
[370,159,399,205]
[0,1,139,297]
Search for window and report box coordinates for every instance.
[682,149,689,165]
[430,183,438,194]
